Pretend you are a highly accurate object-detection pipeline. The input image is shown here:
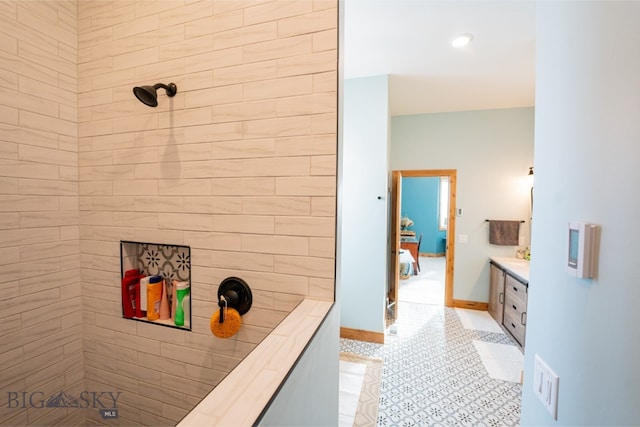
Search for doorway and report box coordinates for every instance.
[387,169,457,325]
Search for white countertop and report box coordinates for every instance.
[490,257,530,283]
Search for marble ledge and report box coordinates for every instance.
[490,256,530,283]
[177,298,334,427]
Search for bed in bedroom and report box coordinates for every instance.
[399,248,415,279]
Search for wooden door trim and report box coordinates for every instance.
[396,169,456,307]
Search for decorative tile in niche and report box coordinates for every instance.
[136,243,190,282]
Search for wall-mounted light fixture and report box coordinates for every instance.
[132,83,177,107]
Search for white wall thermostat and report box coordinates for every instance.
[567,221,598,279]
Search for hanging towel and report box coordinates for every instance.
[489,220,521,246]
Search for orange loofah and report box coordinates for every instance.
[210,307,242,338]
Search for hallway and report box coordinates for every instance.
[340,256,523,426]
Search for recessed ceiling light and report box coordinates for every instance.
[451,33,474,48]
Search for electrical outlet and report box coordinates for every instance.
[533,354,559,420]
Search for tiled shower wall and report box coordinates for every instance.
[77,1,337,426]
[0,2,83,426]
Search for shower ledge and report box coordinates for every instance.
[177,298,333,426]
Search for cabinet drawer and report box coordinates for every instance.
[505,273,527,309]
[503,309,526,346]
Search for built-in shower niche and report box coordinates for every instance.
[120,240,191,331]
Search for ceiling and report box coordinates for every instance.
[343,0,536,116]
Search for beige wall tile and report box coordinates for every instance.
[183,159,243,179]
[211,139,275,159]
[312,70,336,93]
[313,28,338,52]
[185,46,243,74]
[244,115,311,138]
[311,196,336,217]
[19,111,77,138]
[183,230,241,251]
[212,214,274,234]
[274,254,334,278]
[242,196,310,216]
[185,84,243,109]
[0,212,19,229]
[158,179,212,196]
[275,134,336,156]
[113,179,157,196]
[0,68,18,92]
[274,215,335,237]
[212,99,277,124]
[242,156,310,176]
[309,236,336,258]
[312,111,337,134]
[0,141,18,160]
[275,176,336,196]
[277,50,336,78]
[135,33,185,61]
[210,177,275,196]
[0,105,18,125]
[277,8,336,38]
[185,122,243,143]
[212,21,277,51]
[183,196,242,214]
[3,85,60,117]
[243,75,312,101]
[244,1,312,26]
[18,40,76,77]
[311,154,337,176]
[18,145,77,167]
[206,249,274,272]
[277,92,336,117]
[236,270,309,295]
[159,0,213,28]
[214,60,277,87]
[185,8,243,39]
[158,212,212,231]
[113,14,159,40]
[0,160,59,180]
[243,34,312,64]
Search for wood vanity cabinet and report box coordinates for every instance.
[489,261,528,349]
[489,262,505,324]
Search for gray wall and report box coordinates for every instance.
[521,2,640,424]
[257,305,339,426]
[340,75,389,334]
[391,108,534,302]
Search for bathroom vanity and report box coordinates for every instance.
[489,257,530,349]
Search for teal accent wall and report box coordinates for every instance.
[401,177,447,254]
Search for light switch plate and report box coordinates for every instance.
[533,354,559,420]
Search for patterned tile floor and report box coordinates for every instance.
[340,258,522,426]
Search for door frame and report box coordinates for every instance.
[392,169,457,307]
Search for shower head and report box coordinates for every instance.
[132,82,177,107]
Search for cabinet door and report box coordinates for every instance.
[488,263,505,324]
